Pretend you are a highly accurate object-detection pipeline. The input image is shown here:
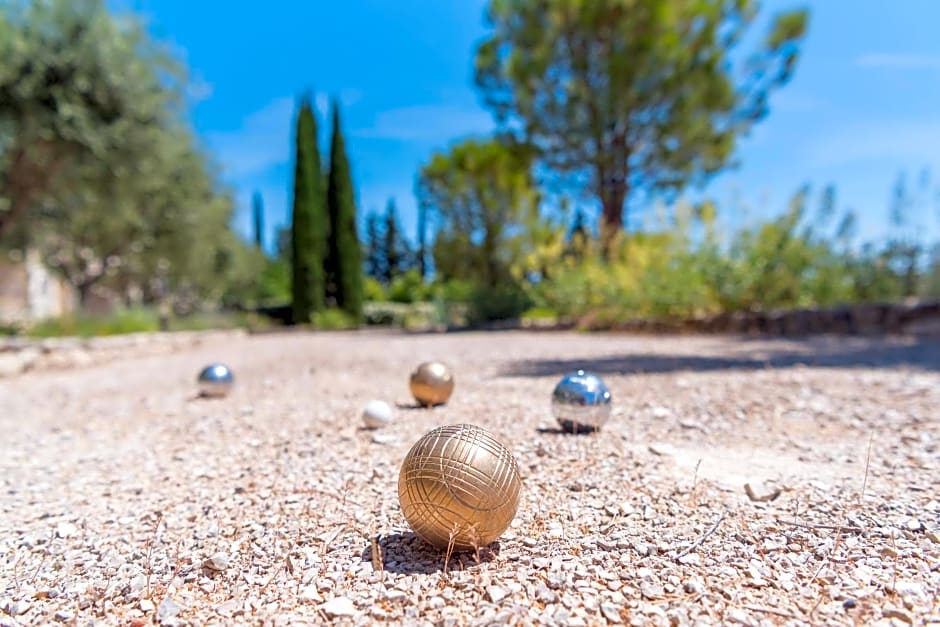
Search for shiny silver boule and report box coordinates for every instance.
[197,363,234,398]
[551,369,612,433]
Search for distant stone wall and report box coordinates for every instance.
[0,328,247,377]
[571,301,940,337]
[0,249,75,324]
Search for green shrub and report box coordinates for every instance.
[467,282,532,325]
[28,307,160,338]
[363,301,409,326]
[311,307,358,330]
[387,270,431,303]
[363,277,386,302]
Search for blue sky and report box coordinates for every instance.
[119,0,940,251]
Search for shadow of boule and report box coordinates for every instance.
[360,531,500,575]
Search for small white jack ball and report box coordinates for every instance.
[362,400,394,429]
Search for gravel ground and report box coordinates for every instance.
[1,330,938,626]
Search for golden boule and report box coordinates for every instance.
[398,423,522,551]
[409,361,455,406]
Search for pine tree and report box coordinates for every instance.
[364,210,385,281]
[324,101,363,320]
[290,95,327,323]
[252,191,265,250]
[383,198,412,283]
[564,207,590,261]
[416,199,428,280]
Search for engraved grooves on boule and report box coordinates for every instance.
[398,424,522,550]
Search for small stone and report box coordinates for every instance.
[299,586,321,602]
[215,600,239,617]
[843,598,857,609]
[139,599,155,612]
[158,598,180,623]
[321,597,356,617]
[371,433,398,445]
[882,608,912,624]
[546,573,565,589]
[892,581,924,598]
[54,609,73,622]
[904,519,923,532]
[203,552,229,571]
[677,553,700,565]
[726,608,753,625]
[536,585,556,603]
[651,406,672,419]
[56,522,78,538]
[744,482,781,502]
[386,590,407,602]
[486,585,509,603]
[7,601,30,616]
[640,582,664,600]
[600,603,623,623]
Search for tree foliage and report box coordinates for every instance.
[363,210,385,282]
[290,96,327,323]
[252,191,265,250]
[418,138,541,288]
[0,0,184,241]
[324,102,363,320]
[0,0,259,316]
[382,199,413,284]
[474,0,809,237]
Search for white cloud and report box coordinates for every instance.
[315,89,364,118]
[205,96,296,180]
[353,104,494,142]
[855,53,940,71]
[771,90,826,114]
[805,119,940,168]
[205,89,364,181]
[185,74,214,104]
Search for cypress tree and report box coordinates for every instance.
[252,191,264,250]
[290,95,326,324]
[325,100,363,320]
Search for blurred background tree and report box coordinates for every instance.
[324,102,363,322]
[474,0,809,244]
[2,0,937,338]
[289,95,327,324]
[0,0,261,332]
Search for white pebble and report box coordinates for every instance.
[362,400,393,429]
[487,585,509,603]
[321,597,356,617]
[299,586,321,602]
[203,553,229,571]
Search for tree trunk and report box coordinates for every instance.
[0,145,36,243]
[599,131,630,251]
[76,282,93,310]
[601,187,626,232]
[0,193,28,243]
[597,169,627,254]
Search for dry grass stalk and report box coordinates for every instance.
[676,510,728,561]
